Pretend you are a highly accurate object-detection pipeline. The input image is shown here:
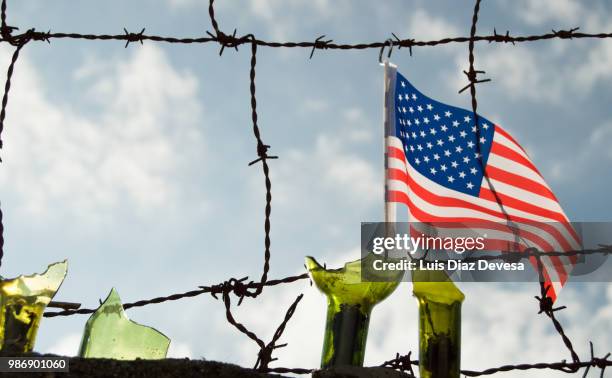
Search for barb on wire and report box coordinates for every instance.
[380,352,417,377]
[254,294,303,371]
[123,27,145,48]
[552,27,581,39]
[309,35,333,59]
[533,256,581,371]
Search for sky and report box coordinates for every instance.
[0,0,610,376]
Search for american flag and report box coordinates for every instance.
[383,64,580,301]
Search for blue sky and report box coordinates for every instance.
[0,0,610,376]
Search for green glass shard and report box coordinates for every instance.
[413,269,464,378]
[306,255,401,368]
[79,288,169,360]
[0,260,68,353]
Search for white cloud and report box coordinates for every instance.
[512,0,584,26]
[576,41,612,92]
[0,44,206,224]
[407,8,460,41]
[449,45,564,103]
[273,133,379,207]
[548,121,612,183]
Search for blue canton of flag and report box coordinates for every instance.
[394,71,495,197]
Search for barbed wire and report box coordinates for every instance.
[0,0,609,376]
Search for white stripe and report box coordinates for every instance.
[388,156,408,172]
[387,136,404,150]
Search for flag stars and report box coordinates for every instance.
[423,117,430,124]
[444,149,451,157]
[452,120,460,127]
[459,171,466,179]
[417,105,423,112]
[402,107,407,113]
[409,107,415,113]
[480,137,487,144]
[467,182,474,189]
[430,128,437,135]
[398,94,403,101]
[411,132,417,138]
[451,161,459,168]
[436,139,444,146]
[411,93,417,100]
[460,131,467,138]
[467,141,475,148]
[415,119,421,125]
[409,145,415,152]
[448,135,456,142]
[426,104,433,110]
[455,146,463,153]
[445,111,452,117]
[417,144,423,151]
[401,81,406,88]
[423,156,430,163]
[474,152,482,159]
[448,176,455,183]
[470,167,478,175]
[430,168,437,175]
[482,123,489,130]
[426,142,433,149]
[464,115,471,123]
[441,125,448,132]
[434,114,440,121]
[433,153,440,160]
[463,156,471,164]
[440,164,448,172]
[414,158,421,165]
[420,130,426,137]
[472,126,477,132]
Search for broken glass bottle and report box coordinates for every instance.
[413,269,464,378]
[78,288,170,360]
[306,255,400,368]
[0,260,68,353]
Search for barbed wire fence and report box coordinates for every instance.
[0,0,609,376]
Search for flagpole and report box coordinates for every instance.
[382,59,395,225]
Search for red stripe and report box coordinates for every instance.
[485,166,557,201]
[490,142,542,178]
[387,146,406,163]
